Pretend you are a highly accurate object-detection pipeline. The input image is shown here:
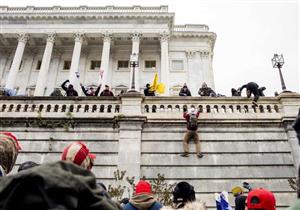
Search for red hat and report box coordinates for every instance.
[135,180,152,194]
[61,141,96,170]
[0,132,21,174]
[247,188,276,210]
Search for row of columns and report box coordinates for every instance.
[4,32,170,96]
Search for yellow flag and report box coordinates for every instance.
[157,83,165,94]
[150,73,158,91]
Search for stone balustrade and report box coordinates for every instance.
[0,5,169,14]
[0,96,121,115]
[173,24,209,32]
[142,96,281,114]
[1,93,299,118]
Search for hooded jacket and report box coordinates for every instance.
[124,193,162,210]
[0,161,122,210]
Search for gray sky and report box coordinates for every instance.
[1,0,299,96]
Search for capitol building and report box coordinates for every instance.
[0,5,216,96]
[0,5,300,209]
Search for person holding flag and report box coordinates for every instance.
[149,73,165,95]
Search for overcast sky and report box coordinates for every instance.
[1,0,299,96]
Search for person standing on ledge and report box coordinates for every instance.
[238,82,262,106]
[144,83,155,96]
[179,83,191,96]
[181,107,203,158]
[61,79,78,96]
[80,83,101,96]
[100,85,114,96]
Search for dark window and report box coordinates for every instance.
[9,60,23,70]
[145,60,156,68]
[36,60,42,70]
[90,60,101,70]
[117,60,129,69]
[63,60,71,70]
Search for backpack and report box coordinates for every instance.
[188,113,198,129]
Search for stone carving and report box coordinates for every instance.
[186,51,196,60]
[17,33,30,43]
[73,32,85,43]
[131,32,142,42]
[159,32,170,42]
[102,32,112,43]
[46,33,56,43]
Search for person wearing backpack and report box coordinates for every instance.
[181,107,203,158]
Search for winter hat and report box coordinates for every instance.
[231,186,244,196]
[135,180,152,194]
[0,132,21,174]
[173,181,196,204]
[61,141,96,170]
[247,188,276,210]
[18,161,39,172]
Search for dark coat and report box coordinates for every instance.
[144,88,155,96]
[81,85,101,96]
[235,195,247,210]
[61,80,78,96]
[179,87,191,96]
[124,202,162,210]
[100,90,114,96]
[0,161,122,210]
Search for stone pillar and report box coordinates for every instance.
[0,49,12,86]
[130,33,141,91]
[5,33,29,90]
[279,92,300,171]
[201,51,215,90]
[34,33,56,96]
[186,51,198,96]
[99,33,111,88]
[69,33,84,88]
[160,33,170,95]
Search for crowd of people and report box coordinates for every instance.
[1,110,300,210]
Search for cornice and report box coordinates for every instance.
[171,32,217,49]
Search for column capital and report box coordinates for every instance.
[73,32,85,43]
[102,32,112,43]
[17,33,30,43]
[131,32,142,42]
[186,51,196,59]
[159,32,170,43]
[46,33,56,43]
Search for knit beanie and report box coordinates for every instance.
[173,181,196,204]
[0,132,21,174]
[61,141,96,170]
[135,180,152,194]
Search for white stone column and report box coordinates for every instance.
[160,33,170,95]
[99,33,111,88]
[201,51,215,90]
[186,51,197,96]
[69,33,84,87]
[34,33,56,96]
[130,33,141,91]
[5,33,29,90]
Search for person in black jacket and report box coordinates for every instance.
[61,80,78,96]
[231,186,247,210]
[100,85,114,96]
[238,82,261,105]
[80,83,101,96]
[144,84,155,96]
[179,83,191,96]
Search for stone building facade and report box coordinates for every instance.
[0,5,216,96]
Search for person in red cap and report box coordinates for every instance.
[124,180,163,210]
[246,188,276,210]
[0,132,21,176]
[61,141,96,170]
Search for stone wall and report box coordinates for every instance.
[0,92,300,209]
